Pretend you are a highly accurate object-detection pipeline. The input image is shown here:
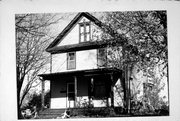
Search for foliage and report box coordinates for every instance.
[102,11,167,71]
[76,97,94,108]
[98,11,168,114]
[24,90,50,112]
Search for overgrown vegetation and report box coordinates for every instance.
[26,90,50,111]
[100,11,168,115]
[21,90,50,119]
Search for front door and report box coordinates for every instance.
[67,83,75,108]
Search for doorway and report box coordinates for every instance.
[67,83,75,108]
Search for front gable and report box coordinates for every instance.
[57,16,97,47]
[46,12,108,54]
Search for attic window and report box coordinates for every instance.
[79,21,91,42]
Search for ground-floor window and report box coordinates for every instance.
[93,79,109,99]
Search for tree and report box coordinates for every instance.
[98,11,168,114]
[102,11,167,70]
[16,13,61,118]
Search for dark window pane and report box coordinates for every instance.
[94,80,106,99]
[68,83,75,101]
[68,93,75,101]
[68,53,75,60]
[68,83,74,92]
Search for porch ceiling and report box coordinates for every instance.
[38,68,122,80]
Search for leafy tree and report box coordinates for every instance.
[102,11,167,71]
[98,11,168,114]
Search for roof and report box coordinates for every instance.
[46,12,105,53]
[47,40,108,54]
[39,68,122,80]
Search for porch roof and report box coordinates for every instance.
[38,68,122,80]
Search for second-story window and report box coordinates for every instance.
[97,48,107,68]
[79,21,91,42]
[67,52,76,70]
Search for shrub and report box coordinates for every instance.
[22,90,50,112]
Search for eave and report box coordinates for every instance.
[46,40,108,54]
[46,12,104,52]
[38,68,122,80]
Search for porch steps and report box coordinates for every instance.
[38,109,66,119]
[38,107,125,119]
[38,108,109,119]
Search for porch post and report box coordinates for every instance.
[110,74,114,107]
[125,65,131,114]
[40,78,45,110]
[74,76,77,108]
[89,77,94,106]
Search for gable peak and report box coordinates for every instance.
[46,12,103,52]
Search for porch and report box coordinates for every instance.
[39,68,124,109]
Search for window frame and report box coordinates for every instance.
[79,21,91,43]
[67,82,75,101]
[67,52,76,70]
[93,79,109,99]
[97,48,107,68]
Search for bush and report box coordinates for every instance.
[114,107,125,114]
[156,104,169,116]
[22,90,50,113]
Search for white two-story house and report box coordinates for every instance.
[39,12,126,110]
